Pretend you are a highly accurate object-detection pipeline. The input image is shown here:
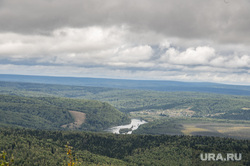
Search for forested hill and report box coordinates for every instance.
[0,94,130,131]
[1,74,250,96]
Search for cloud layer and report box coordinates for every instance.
[1,0,250,43]
[0,0,250,84]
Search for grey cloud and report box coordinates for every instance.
[1,0,250,44]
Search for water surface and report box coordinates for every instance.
[106,119,147,134]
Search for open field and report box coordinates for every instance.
[181,122,250,139]
[135,117,250,139]
[181,124,211,135]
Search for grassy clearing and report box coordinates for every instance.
[181,125,211,135]
[61,111,86,129]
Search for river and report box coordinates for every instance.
[106,119,147,134]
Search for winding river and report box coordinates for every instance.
[106,119,147,134]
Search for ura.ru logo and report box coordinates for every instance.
[200,153,242,161]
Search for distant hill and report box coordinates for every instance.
[0,74,250,96]
[1,81,250,117]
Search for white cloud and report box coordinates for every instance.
[161,46,216,65]
[50,26,126,53]
[0,26,126,63]
[159,46,250,70]
[0,24,250,84]
[209,54,250,69]
[0,26,156,68]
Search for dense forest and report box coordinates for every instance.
[1,127,250,165]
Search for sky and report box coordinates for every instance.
[0,0,250,85]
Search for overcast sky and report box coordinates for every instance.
[0,0,250,85]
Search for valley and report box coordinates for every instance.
[1,78,250,165]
